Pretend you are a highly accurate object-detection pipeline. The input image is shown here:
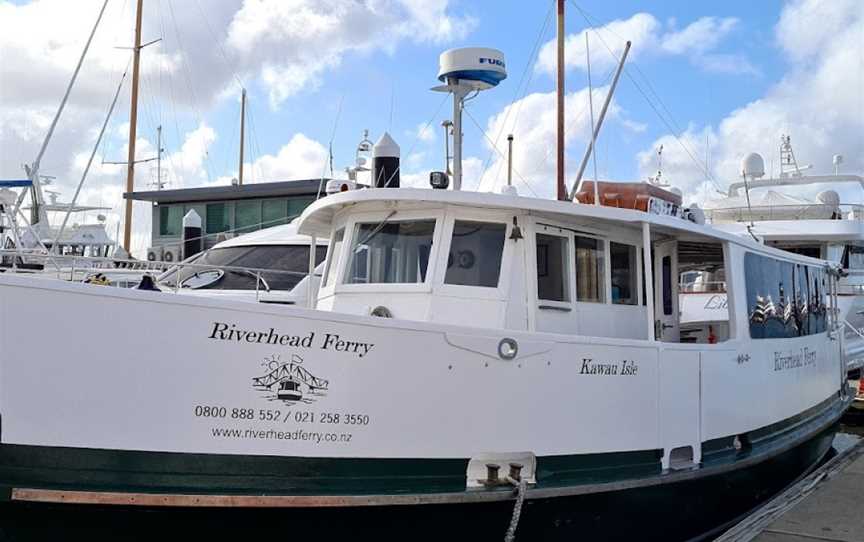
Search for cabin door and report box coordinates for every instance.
[654,240,680,342]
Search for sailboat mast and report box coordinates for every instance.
[238,88,246,186]
[123,0,144,253]
[556,0,566,201]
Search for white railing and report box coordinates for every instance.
[0,250,313,302]
[706,203,864,223]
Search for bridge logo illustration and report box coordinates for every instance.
[252,354,330,404]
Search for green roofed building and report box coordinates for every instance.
[124,179,324,261]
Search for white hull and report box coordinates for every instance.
[0,274,843,466]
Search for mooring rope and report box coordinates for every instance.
[504,477,527,542]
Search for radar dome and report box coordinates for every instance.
[438,47,507,90]
[741,153,765,179]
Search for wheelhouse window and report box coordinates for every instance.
[346,220,436,284]
[575,236,605,303]
[610,242,638,305]
[444,221,506,288]
[536,234,569,302]
[744,252,827,338]
[322,228,344,287]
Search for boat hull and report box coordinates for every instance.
[0,422,839,541]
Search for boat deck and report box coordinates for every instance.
[720,436,864,541]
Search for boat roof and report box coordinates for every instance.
[296,187,833,267]
[212,221,324,249]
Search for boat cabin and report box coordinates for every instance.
[297,186,834,345]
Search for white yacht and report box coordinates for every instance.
[0,48,850,541]
[158,221,327,304]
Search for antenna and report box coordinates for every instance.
[741,152,765,234]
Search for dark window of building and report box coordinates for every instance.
[445,221,506,288]
[235,200,262,233]
[206,203,230,234]
[288,197,315,219]
[159,205,183,237]
[262,199,288,227]
[610,242,638,305]
[745,252,827,339]
[536,234,569,302]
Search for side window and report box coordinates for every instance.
[536,234,570,302]
[745,252,827,338]
[322,228,344,287]
[574,236,605,302]
[445,221,506,288]
[610,242,638,305]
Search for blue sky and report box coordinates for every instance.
[0,0,861,253]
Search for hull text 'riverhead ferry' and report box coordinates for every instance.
[0,46,852,541]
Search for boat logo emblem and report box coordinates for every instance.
[252,354,330,404]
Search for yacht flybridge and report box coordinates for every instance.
[0,47,851,541]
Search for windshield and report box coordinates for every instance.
[161,245,326,291]
[346,220,436,284]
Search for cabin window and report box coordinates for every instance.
[444,221,506,288]
[575,236,605,302]
[346,220,436,284]
[744,252,827,338]
[536,234,569,302]
[322,228,344,287]
[610,242,638,305]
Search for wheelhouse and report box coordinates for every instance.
[298,187,840,345]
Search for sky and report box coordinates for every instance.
[0,0,862,256]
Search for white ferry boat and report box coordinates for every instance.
[0,48,851,541]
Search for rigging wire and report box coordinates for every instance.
[166,0,215,182]
[478,0,555,188]
[463,107,537,196]
[567,0,723,191]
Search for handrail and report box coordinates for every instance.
[0,250,311,297]
[705,203,864,223]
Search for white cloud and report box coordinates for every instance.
[226,0,477,108]
[239,133,329,182]
[537,13,747,77]
[637,0,864,203]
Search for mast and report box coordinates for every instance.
[238,88,246,185]
[122,0,144,253]
[156,124,163,190]
[556,0,566,200]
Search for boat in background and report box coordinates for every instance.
[680,137,864,374]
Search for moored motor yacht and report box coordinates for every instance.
[157,221,327,304]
